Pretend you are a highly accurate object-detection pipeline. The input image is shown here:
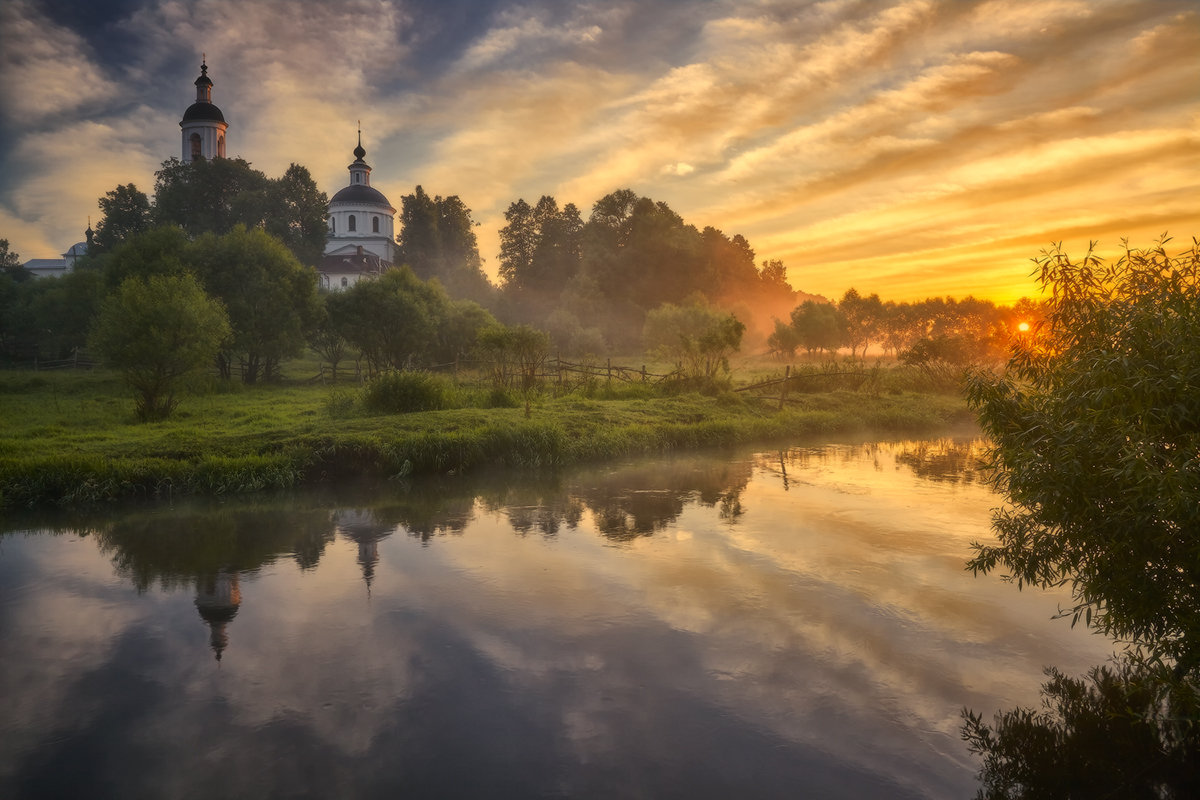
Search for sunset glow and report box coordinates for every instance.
[1,0,1197,303]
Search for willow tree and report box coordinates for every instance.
[962,237,1200,798]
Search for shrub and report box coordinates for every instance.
[362,370,457,414]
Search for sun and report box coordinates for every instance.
[1017,322,1031,333]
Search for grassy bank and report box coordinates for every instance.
[0,366,973,509]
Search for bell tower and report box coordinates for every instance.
[179,56,228,162]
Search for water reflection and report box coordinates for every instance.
[0,437,1112,800]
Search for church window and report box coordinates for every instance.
[372,217,380,233]
[348,215,357,232]
[217,135,225,158]
[190,133,202,161]
[341,277,349,288]
[330,217,335,233]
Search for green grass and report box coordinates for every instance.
[0,365,973,509]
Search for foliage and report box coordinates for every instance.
[963,237,1200,796]
[476,323,551,391]
[326,267,444,374]
[965,238,1200,666]
[263,163,329,267]
[361,370,458,414]
[93,183,151,253]
[89,274,230,421]
[838,288,883,357]
[0,238,22,270]
[644,299,745,379]
[187,225,322,383]
[789,300,843,356]
[396,186,492,302]
[152,157,327,267]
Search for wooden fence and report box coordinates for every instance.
[736,365,872,407]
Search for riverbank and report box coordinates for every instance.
[0,369,974,509]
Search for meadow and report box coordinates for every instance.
[0,359,973,509]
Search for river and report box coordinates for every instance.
[0,436,1114,799]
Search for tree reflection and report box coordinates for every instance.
[892,439,989,484]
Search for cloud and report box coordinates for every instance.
[2,0,1197,302]
[0,1,113,124]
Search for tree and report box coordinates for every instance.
[102,225,192,289]
[153,156,270,237]
[838,288,883,357]
[152,157,326,268]
[643,298,745,380]
[396,186,491,302]
[476,323,551,416]
[789,300,843,356]
[93,183,151,253]
[1,238,22,270]
[264,164,328,267]
[187,225,321,383]
[89,274,230,421]
[962,237,1200,797]
[327,266,446,374]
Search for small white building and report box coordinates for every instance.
[22,230,91,279]
[320,132,396,290]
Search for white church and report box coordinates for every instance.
[25,59,398,290]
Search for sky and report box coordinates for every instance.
[1,0,1196,304]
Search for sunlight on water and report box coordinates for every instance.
[0,438,1114,799]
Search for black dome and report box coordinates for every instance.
[182,102,226,123]
[330,184,393,208]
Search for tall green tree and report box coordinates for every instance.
[962,237,1200,797]
[264,164,328,267]
[153,156,270,237]
[89,274,230,421]
[327,266,446,374]
[93,184,151,254]
[187,225,321,383]
[498,195,583,302]
[396,186,491,302]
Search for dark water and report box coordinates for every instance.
[0,438,1113,799]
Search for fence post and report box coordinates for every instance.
[607,358,612,385]
[641,365,646,383]
[779,365,790,410]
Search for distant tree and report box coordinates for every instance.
[838,288,883,357]
[767,318,801,359]
[789,300,843,356]
[264,164,328,267]
[1,238,23,270]
[307,300,351,381]
[396,186,491,302]
[187,225,321,383]
[93,184,151,253]
[643,298,745,379]
[962,237,1200,797]
[89,274,230,421]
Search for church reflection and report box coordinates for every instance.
[195,570,241,661]
[4,452,762,659]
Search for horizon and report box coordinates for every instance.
[1,0,1197,305]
